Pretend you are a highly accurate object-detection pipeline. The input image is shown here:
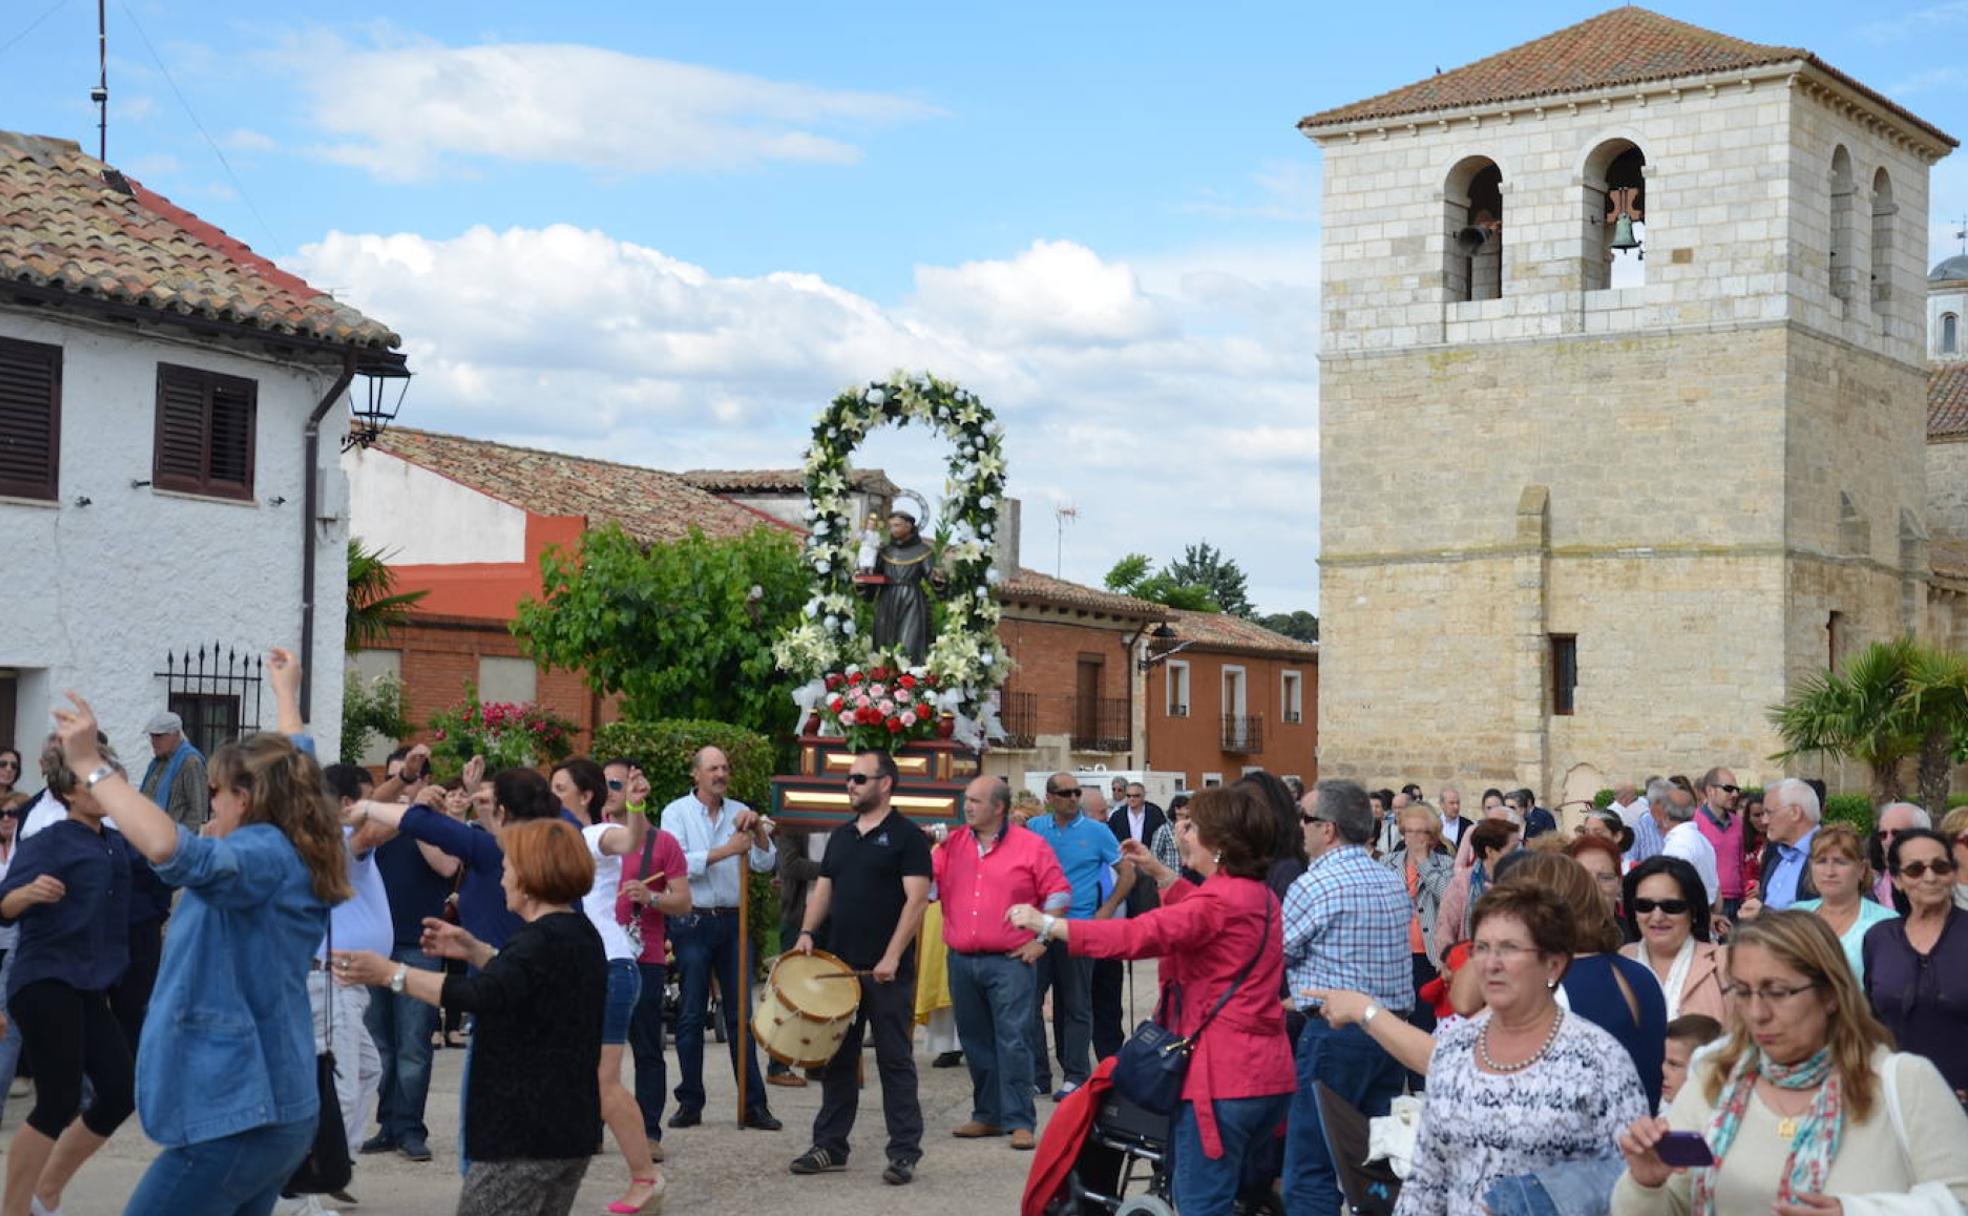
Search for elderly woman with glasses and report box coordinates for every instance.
[1392,884,1647,1215]
[1862,828,1968,1106]
[1617,910,1968,1213]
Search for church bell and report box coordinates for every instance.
[1610,215,1640,252]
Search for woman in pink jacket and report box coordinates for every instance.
[1009,785,1292,1216]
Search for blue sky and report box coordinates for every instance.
[5,1,1967,613]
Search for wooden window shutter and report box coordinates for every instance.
[0,337,61,501]
[154,363,256,499]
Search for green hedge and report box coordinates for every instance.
[593,718,781,965]
[1822,794,1874,833]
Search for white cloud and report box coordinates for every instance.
[224,128,278,153]
[1861,1,1968,43]
[284,38,940,180]
[290,226,1324,610]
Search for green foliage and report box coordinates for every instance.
[513,525,808,738]
[1165,542,1255,618]
[594,718,780,962]
[1823,794,1875,834]
[346,537,428,649]
[1593,788,1615,809]
[1104,552,1221,612]
[340,670,413,765]
[1257,609,1320,643]
[1770,636,1968,808]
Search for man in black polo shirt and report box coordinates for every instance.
[788,750,932,1186]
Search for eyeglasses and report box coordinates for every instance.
[1721,980,1820,1007]
[1469,941,1538,962]
[1299,812,1330,826]
[1895,859,1958,880]
[1711,784,1739,795]
[606,780,625,791]
[845,774,876,787]
[1630,897,1691,916]
[1050,788,1081,798]
[0,760,18,770]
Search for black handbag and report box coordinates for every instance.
[285,920,353,1195]
[1111,900,1272,1116]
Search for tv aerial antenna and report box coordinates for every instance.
[1053,503,1079,577]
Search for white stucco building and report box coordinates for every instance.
[0,130,405,780]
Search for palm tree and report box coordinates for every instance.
[1770,635,1968,808]
[346,537,428,650]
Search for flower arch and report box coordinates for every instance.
[771,371,1011,746]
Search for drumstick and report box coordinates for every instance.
[814,970,876,980]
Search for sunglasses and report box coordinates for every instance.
[0,760,18,769]
[1299,812,1329,826]
[1050,788,1081,798]
[606,780,625,791]
[845,774,876,787]
[1712,784,1739,795]
[1631,897,1691,916]
[1896,859,1958,880]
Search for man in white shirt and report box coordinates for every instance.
[662,746,780,1130]
[1607,781,1647,828]
[1659,784,1724,932]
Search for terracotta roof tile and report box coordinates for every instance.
[1299,6,1955,148]
[999,568,1168,619]
[682,467,901,497]
[1167,610,1319,660]
[372,427,795,544]
[1933,364,1968,441]
[0,130,398,349]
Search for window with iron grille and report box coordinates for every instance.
[0,337,61,501]
[155,363,257,500]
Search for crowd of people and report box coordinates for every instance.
[4,668,1968,1215]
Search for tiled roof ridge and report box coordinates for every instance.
[1167,607,1319,657]
[0,127,400,348]
[1002,566,1169,618]
[1297,6,1953,148]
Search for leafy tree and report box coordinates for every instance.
[1103,552,1222,613]
[340,671,413,765]
[1164,542,1254,618]
[1770,636,1968,808]
[346,537,428,649]
[1257,609,1320,643]
[512,524,808,738]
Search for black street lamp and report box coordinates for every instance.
[342,367,412,451]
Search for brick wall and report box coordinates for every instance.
[1146,650,1318,788]
[995,612,1137,737]
[384,615,611,753]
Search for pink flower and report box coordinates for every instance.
[870,683,887,699]
[878,699,896,716]
[900,710,918,727]
[855,693,872,708]
[895,687,913,704]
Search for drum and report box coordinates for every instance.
[752,948,862,1069]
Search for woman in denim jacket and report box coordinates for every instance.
[49,648,352,1216]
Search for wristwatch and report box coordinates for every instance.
[1361,1001,1382,1027]
[1039,914,1057,941]
[82,764,117,790]
[388,965,408,994]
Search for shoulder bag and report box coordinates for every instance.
[1111,899,1272,1116]
[285,917,353,1195]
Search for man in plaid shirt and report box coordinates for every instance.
[1281,779,1413,1216]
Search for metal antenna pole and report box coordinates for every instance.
[92,0,107,161]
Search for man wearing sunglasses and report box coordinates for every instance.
[789,751,931,1185]
[1025,774,1130,1102]
[1693,766,1746,919]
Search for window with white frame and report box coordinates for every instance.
[1201,771,1223,788]
[1281,670,1303,724]
[1166,660,1190,717]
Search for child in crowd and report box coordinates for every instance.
[1658,1013,1722,1112]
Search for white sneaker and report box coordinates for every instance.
[30,1197,62,1216]
[272,1198,340,1216]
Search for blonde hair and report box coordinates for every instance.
[1940,805,1968,846]
[1499,850,1623,953]
[1701,910,1892,1122]
[209,733,351,904]
[1809,822,1872,889]
[1396,802,1444,852]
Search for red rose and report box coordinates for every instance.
[825,674,843,691]
[848,672,865,686]
[898,675,916,689]
[828,696,843,712]
[872,666,891,681]
[887,718,904,733]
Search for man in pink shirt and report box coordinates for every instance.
[934,776,1070,1151]
[1693,765,1746,919]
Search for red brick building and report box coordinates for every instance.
[1144,610,1319,790]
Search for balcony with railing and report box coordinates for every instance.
[1221,713,1264,754]
[999,690,1039,749]
[1071,695,1131,753]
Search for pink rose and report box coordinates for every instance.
[895,688,913,704]
[870,683,888,698]
[879,699,896,716]
[900,710,918,727]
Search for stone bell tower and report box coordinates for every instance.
[1302,7,1956,796]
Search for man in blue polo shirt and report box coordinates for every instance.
[1026,772,1132,1100]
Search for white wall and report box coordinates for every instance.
[0,308,350,784]
[343,447,528,564]
[1932,283,1966,359]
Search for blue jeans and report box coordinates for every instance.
[628,962,668,1140]
[1029,940,1092,1090]
[362,946,440,1147]
[1173,1094,1292,1216]
[602,959,641,1045]
[1283,1016,1408,1216]
[670,912,768,1113]
[0,947,21,1122]
[948,950,1038,1131]
[123,1116,316,1216]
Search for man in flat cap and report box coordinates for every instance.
[141,711,208,829]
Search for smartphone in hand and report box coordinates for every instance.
[1654,1131,1715,1168]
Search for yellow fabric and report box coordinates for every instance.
[915,901,952,1024]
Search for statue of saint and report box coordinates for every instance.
[870,510,938,663]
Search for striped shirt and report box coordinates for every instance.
[1626,810,1666,865]
[1283,844,1413,1013]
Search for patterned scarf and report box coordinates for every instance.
[1693,1046,1843,1216]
